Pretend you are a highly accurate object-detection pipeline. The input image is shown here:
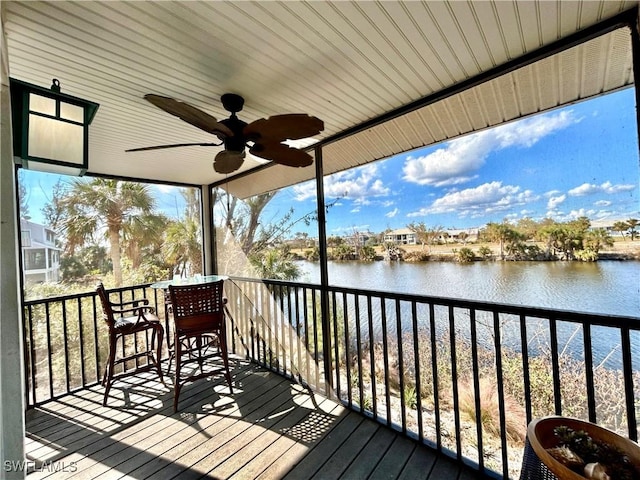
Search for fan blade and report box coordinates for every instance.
[244,114,324,142]
[145,94,234,138]
[126,142,221,152]
[214,150,246,174]
[249,142,313,168]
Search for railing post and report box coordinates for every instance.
[314,145,333,396]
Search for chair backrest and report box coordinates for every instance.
[96,282,115,327]
[168,280,225,335]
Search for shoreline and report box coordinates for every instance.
[296,239,640,262]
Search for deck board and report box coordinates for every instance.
[25,359,488,480]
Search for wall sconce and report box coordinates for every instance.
[10,78,99,176]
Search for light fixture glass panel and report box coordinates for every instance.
[27,163,84,176]
[60,102,84,122]
[28,114,84,164]
[29,93,56,115]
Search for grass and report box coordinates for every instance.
[341,320,638,479]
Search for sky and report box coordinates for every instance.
[264,87,640,237]
[18,88,640,238]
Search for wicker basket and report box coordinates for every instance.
[520,416,640,480]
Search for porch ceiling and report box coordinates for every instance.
[3,1,637,198]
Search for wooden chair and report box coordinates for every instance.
[168,280,233,412]
[96,283,164,406]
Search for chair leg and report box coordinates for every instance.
[173,333,181,413]
[155,326,164,384]
[103,334,117,406]
[196,336,204,373]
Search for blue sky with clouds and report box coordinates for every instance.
[19,88,639,238]
[267,87,639,236]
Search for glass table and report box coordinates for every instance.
[150,274,228,290]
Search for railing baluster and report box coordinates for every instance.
[331,291,340,398]
[302,287,310,385]
[621,326,637,441]
[78,297,86,387]
[312,288,320,390]
[381,297,391,426]
[449,305,461,460]
[343,291,352,407]
[493,311,509,480]
[411,301,423,441]
[396,298,406,434]
[92,295,100,385]
[583,323,597,423]
[367,295,377,420]
[469,308,484,472]
[280,285,287,376]
[296,287,303,383]
[45,302,53,400]
[549,315,562,415]
[62,300,70,392]
[519,313,532,425]
[429,302,441,451]
[25,304,36,405]
[267,284,274,369]
[354,294,364,412]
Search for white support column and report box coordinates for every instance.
[0,5,27,479]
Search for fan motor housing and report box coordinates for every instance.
[220,115,248,151]
[221,93,244,114]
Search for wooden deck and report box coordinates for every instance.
[25,358,487,480]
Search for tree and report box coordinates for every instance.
[407,222,442,252]
[581,228,613,260]
[612,221,630,240]
[162,188,203,277]
[163,217,203,277]
[249,246,300,280]
[627,218,639,241]
[484,222,516,260]
[122,212,168,270]
[51,178,155,286]
[17,171,30,220]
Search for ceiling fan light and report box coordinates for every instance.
[213,150,245,174]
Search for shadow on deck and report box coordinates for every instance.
[25,358,487,479]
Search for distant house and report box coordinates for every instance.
[383,228,416,245]
[21,220,62,284]
[344,230,374,247]
[441,228,480,243]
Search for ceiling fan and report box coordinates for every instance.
[126,93,324,174]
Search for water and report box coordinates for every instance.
[295,260,640,367]
[296,260,640,317]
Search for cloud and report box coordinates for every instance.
[292,181,316,201]
[292,164,389,201]
[568,181,636,196]
[385,208,399,218]
[407,181,539,217]
[402,110,580,186]
[547,194,566,210]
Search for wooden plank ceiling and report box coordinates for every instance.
[2,1,636,198]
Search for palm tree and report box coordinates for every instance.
[54,178,155,286]
[484,222,516,260]
[162,188,204,277]
[122,212,168,269]
[163,217,203,276]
